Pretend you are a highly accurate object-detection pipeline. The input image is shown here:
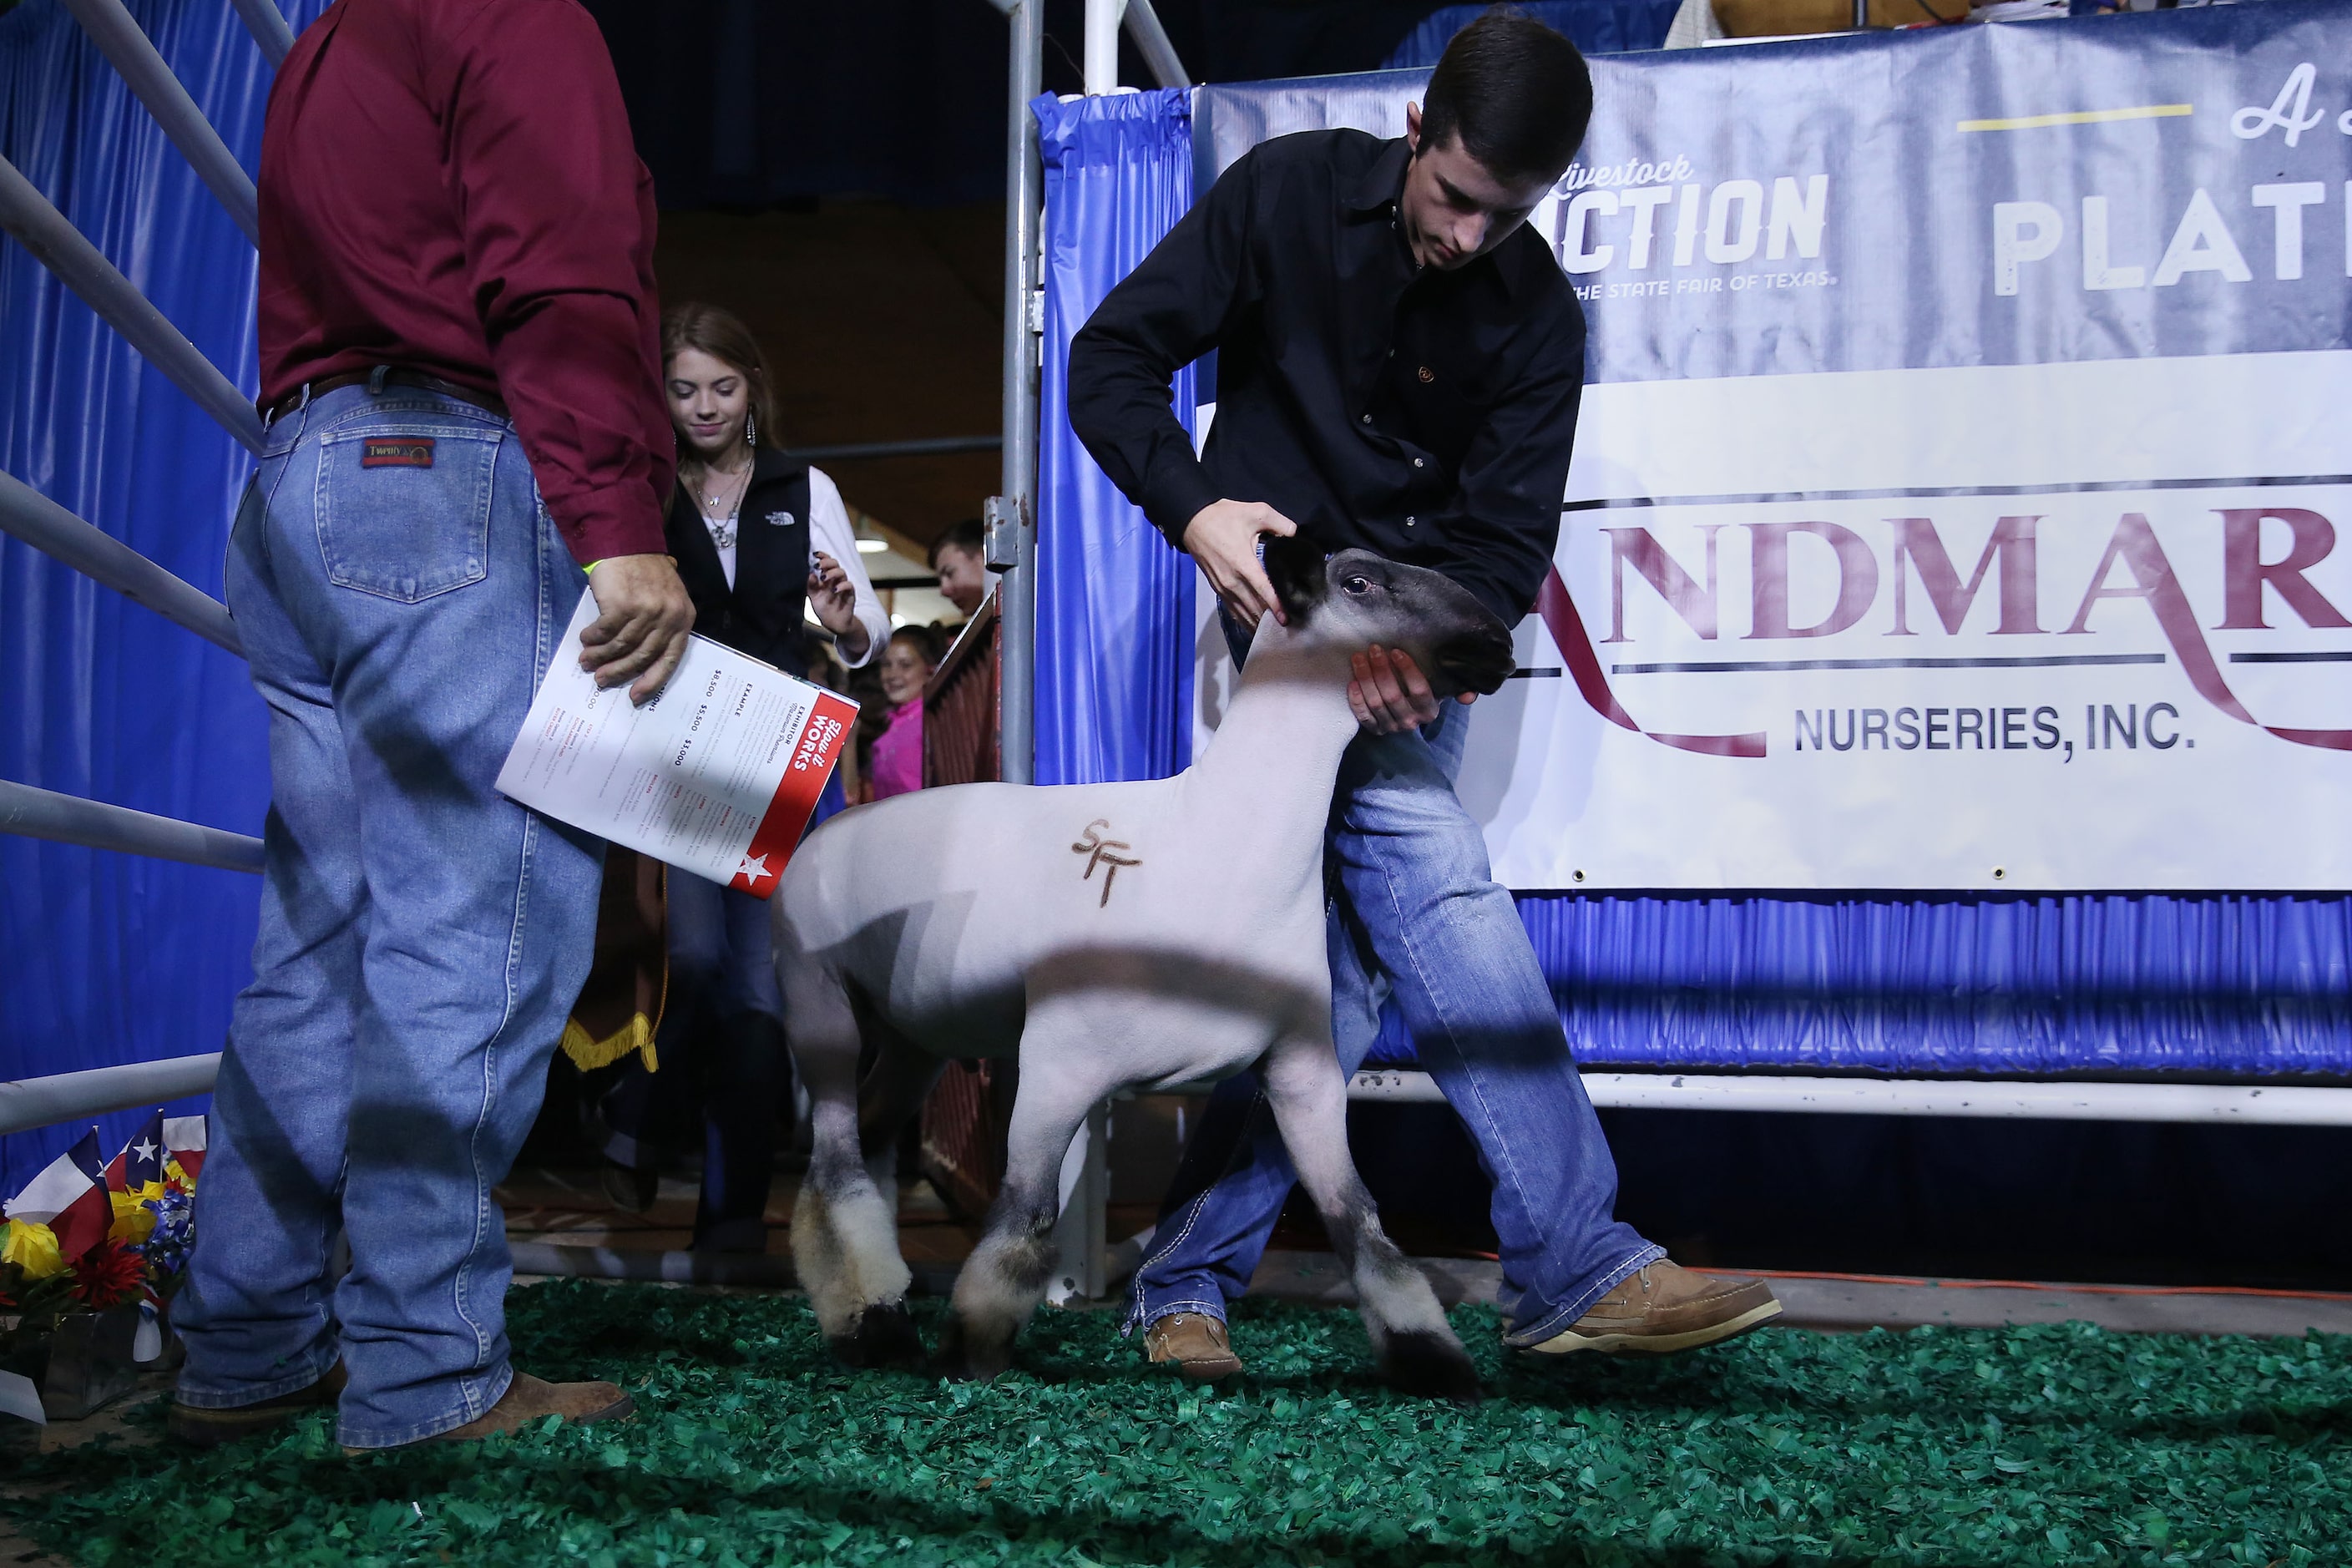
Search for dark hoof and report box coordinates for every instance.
[1381,1331,1484,1405]
[831,1302,925,1368]
[930,1317,1013,1383]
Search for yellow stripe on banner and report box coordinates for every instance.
[1958,104,2193,133]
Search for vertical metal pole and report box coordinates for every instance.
[994,0,1043,787]
[1084,0,1125,94]
[1048,1101,1110,1305]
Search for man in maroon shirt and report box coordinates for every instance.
[169,0,690,1452]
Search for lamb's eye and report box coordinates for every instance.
[1343,575,1371,595]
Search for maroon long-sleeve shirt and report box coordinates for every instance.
[257,0,672,564]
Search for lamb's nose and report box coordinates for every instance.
[1439,623,1517,695]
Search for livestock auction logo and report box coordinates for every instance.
[1550,503,2352,760]
[1547,155,1836,303]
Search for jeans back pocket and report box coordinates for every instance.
[315,418,503,603]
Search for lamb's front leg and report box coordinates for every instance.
[1260,1029,1482,1403]
[935,1049,1099,1383]
[783,959,920,1368]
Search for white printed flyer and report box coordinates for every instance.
[496,594,857,897]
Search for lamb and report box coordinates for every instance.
[773,539,1516,1399]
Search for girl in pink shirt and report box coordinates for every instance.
[868,625,942,801]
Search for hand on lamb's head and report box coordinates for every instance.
[1260,532,1332,625]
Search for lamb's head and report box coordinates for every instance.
[1263,538,1515,697]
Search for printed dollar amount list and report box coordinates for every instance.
[497,594,857,897]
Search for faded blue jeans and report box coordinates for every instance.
[1128,624,1662,1349]
[175,380,604,1448]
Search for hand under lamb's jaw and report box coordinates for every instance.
[1319,549,1516,697]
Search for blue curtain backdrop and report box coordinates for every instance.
[0,0,330,1194]
[1365,892,2352,1075]
[1383,1,1680,64]
[1034,89,1196,787]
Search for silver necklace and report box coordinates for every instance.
[691,454,751,550]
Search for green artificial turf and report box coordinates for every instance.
[5,1282,2348,1566]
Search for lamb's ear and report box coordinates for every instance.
[1262,534,1329,624]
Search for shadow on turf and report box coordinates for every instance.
[1496,1366,2352,1448]
[9,1383,2340,1565]
[18,1427,1940,1568]
[568,1315,751,1368]
[1000,1304,2352,1448]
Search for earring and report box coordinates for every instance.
[744,407,757,449]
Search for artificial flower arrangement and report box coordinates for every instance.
[1,1113,204,1410]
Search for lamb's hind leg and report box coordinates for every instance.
[784,960,918,1367]
[935,1039,1097,1382]
[1260,1029,1481,1403]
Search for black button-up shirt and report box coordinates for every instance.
[1068,129,1586,625]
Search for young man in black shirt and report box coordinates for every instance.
[1070,9,1779,1379]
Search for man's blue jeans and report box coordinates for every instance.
[174,381,604,1448]
[1128,634,1662,1349]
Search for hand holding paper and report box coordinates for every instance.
[500,595,857,895]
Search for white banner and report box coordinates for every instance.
[1460,350,2352,892]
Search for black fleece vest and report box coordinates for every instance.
[665,451,815,677]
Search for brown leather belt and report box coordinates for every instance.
[266,367,508,424]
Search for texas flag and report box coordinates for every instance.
[3,1130,111,1261]
[105,1113,166,1192]
[163,1115,207,1182]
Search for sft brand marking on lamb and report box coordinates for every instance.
[1071,819,1141,908]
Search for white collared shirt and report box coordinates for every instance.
[803,467,888,669]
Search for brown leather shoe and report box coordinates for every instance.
[169,1361,346,1448]
[1526,1262,1782,1356]
[432,1372,635,1443]
[1145,1313,1243,1383]
[342,1371,635,1454]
